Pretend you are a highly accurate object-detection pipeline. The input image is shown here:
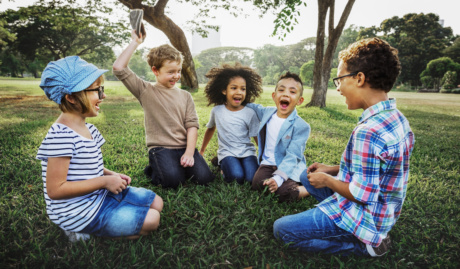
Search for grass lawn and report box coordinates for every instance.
[1,79,459,268]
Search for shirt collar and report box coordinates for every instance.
[358,98,397,123]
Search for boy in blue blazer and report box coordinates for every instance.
[247,72,310,202]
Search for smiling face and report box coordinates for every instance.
[152,60,182,88]
[272,78,304,118]
[83,80,106,117]
[336,61,363,110]
[222,76,247,111]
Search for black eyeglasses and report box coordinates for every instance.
[332,73,358,88]
[85,86,104,99]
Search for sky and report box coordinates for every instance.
[1,0,459,50]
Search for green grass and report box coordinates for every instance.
[1,79,459,268]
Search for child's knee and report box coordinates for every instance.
[140,209,161,234]
[151,195,163,212]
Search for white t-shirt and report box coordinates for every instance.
[36,123,108,232]
[206,105,259,163]
[261,113,286,187]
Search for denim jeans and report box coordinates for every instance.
[81,187,156,237]
[147,147,214,188]
[220,155,258,184]
[272,170,369,256]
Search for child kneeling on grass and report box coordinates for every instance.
[273,37,415,256]
[199,63,262,185]
[113,29,214,189]
[246,72,310,202]
[37,56,163,241]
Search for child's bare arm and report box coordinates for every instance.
[181,127,198,168]
[307,163,339,176]
[199,126,216,155]
[113,30,144,71]
[46,157,128,200]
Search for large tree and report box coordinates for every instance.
[1,0,125,64]
[307,0,355,107]
[358,13,455,87]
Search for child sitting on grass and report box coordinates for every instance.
[273,37,415,256]
[113,29,214,189]
[199,63,262,184]
[246,72,310,202]
[37,56,163,241]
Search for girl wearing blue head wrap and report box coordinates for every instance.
[36,56,163,241]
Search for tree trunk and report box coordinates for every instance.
[118,0,199,91]
[306,0,355,108]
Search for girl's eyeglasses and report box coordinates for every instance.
[85,86,104,99]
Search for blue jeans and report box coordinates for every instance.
[147,147,214,188]
[81,187,156,237]
[220,155,258,184]
[273,170,369,256]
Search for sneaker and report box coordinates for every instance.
[366,235,391,257]
[64,230,91,243]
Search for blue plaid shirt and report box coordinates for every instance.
[318,99,415,246]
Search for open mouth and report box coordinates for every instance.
[233,97,242,103]
[280,99,290,109]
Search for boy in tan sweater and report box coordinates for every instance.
[113,30,214,188]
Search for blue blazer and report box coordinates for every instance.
[246,103,310,182]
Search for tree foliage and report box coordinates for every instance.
[359,13,455,87]
[194,46,254,83]
[420,57,459,91]
[0,0,125,77]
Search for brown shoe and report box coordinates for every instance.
[367,235,391,257]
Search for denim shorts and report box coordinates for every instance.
[81,186,156,237]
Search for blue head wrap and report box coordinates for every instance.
[40,56,108,104]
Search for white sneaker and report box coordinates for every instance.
[64,230,91,242]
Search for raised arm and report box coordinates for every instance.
[113,30,144,71]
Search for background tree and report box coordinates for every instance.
[194,46,254,83]
[264,0,356,107]
[359,13,455,88]
[420,57,459,91]
[1,0,125,76]
[443,37,460,63]
[299,60,314,87]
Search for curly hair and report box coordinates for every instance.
[204,63,263,106]
[339,37,401,92]
[147,44,183,69]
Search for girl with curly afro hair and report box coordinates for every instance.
[200,63,263,185]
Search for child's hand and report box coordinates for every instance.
[263,178,278,193]
[307,172,329,189]
[104,175,128,195]
[180,152,195,168]
[118,173,132,185]
[307,162,330,174]
[131,29,144,44]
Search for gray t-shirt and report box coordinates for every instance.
[206,105,259,163]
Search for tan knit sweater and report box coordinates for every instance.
[113,67,199,150]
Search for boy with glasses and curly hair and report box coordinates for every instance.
[273,37,415,256]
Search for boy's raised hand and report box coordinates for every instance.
[263,178,278,193]
[131,29,145,44]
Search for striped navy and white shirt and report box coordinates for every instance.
[36,123,108,232]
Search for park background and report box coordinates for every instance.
[1,0,460,268]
